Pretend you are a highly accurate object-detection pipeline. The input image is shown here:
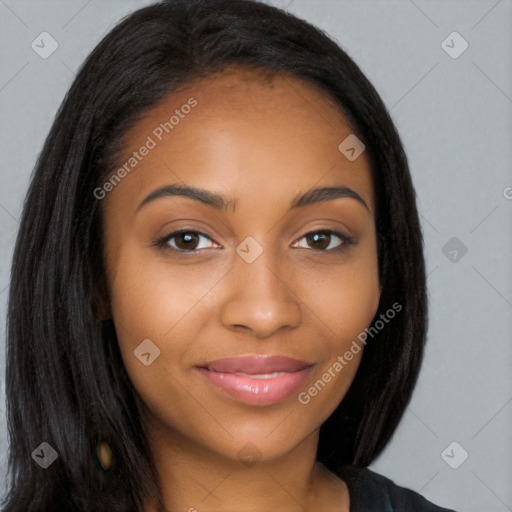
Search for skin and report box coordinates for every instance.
[99,66,381,512]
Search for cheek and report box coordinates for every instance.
[106,250,204,429]
[106,246,224,395]
[106,248,183,380]
[108,245,217,341]
[303,242,381,349]
[294,241,380,412]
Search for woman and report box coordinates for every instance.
[3,1,457,510]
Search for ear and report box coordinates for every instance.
[93,277,112,320]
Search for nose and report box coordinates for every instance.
[219,249,302,339]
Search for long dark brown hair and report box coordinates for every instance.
[3,1,427,510]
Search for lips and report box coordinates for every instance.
[204,355,312,374]
[195,355,315,406]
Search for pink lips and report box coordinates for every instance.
[196,356,314,406]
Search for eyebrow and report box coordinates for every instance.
[136,183,370,213]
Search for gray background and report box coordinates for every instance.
[1,1,511,510]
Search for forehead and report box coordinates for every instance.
[108,66,374,213]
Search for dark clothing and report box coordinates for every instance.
[337,466,458,512]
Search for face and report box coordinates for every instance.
[100,67,381,464]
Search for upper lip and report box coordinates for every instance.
[199,355,313,374]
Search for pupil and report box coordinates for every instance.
[310,232,329,250]
[177,232,198,250]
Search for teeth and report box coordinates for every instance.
[233,371,286,379]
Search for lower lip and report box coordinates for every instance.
[196,366,314,406]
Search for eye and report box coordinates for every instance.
[293,230,353,252]
[155,230,218,252]
[154,229,354,254]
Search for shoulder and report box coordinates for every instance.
[335,465,458,512]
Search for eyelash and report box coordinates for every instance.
[153,229,354,255]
